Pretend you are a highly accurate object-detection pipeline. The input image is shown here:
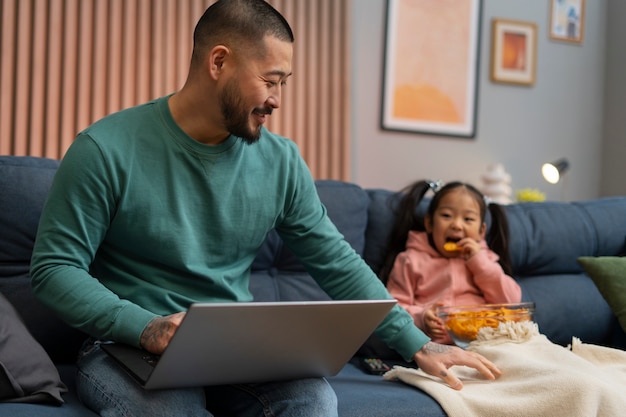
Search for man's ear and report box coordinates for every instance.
[424,214,433,233]
[208,45,229,79]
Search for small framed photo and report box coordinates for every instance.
[490,19,537,86]
[549,0,585,44]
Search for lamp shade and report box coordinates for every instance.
[541,158,570,184]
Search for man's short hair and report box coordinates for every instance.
[192,0,294,65]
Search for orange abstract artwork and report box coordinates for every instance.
[393,84,461,123]
[490,19,537,86]
[390,1,472,124]
[382,0,480,137]
[501,32,527,71]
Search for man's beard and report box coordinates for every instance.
[219,79,268,145]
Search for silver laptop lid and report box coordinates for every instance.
[144,299,396,389]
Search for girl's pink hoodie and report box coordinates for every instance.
[386,230,522,344]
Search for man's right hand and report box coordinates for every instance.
[413,341,501,390]
[139,312,186,354]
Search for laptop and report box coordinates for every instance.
[101,299,396,389]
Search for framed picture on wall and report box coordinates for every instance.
[549,0,585,44]
[490,19,537,86]
[380,0,482,138]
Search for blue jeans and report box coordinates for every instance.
[76,341,338,417]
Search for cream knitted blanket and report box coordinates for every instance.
[383,322,626,417]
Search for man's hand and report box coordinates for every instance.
[413,341,501,390]
[139,312,186,355]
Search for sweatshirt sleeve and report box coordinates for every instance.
[275,155,430,361]
[386,252,431,330]
[466,249,522,304]
[30,135,156,346]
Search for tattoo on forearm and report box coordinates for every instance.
[140,317,170,348]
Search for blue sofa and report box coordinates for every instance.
[1,155,625,416]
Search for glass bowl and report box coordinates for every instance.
[436,302,535,348]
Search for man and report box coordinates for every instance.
[31,1,501,416]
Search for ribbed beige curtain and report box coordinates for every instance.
[0,0,351,180]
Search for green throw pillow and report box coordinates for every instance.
[578,256,626,332]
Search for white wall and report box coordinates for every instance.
[350,0,608,201]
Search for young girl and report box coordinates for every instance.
[380,180,521,345]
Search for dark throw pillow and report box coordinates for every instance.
[0,293,67,405]
[578,256,626,333]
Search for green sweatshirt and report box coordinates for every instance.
[30,96,429,360]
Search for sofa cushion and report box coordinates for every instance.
[363,189,397,275]
[505,199,626,276]
[573,199,626,256]
[0,293,66,404]
[504,202,597,276]
[0,156,59,278]
[578,256,626,333]
[329,361,445,417]
[363,189,430,275]
[312,180,370,257]
[517,273,613,346]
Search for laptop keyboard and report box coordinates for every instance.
[142,354,160,367]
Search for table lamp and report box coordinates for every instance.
[541,158,570,184]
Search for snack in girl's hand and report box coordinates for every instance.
[443,242,461,252]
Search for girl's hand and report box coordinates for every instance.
[424,303,447,338]
[457,238,481,260]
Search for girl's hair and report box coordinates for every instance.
[378,180,512,284]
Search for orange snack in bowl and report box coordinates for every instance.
[443,242,461,252]
[442,307,533,341]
